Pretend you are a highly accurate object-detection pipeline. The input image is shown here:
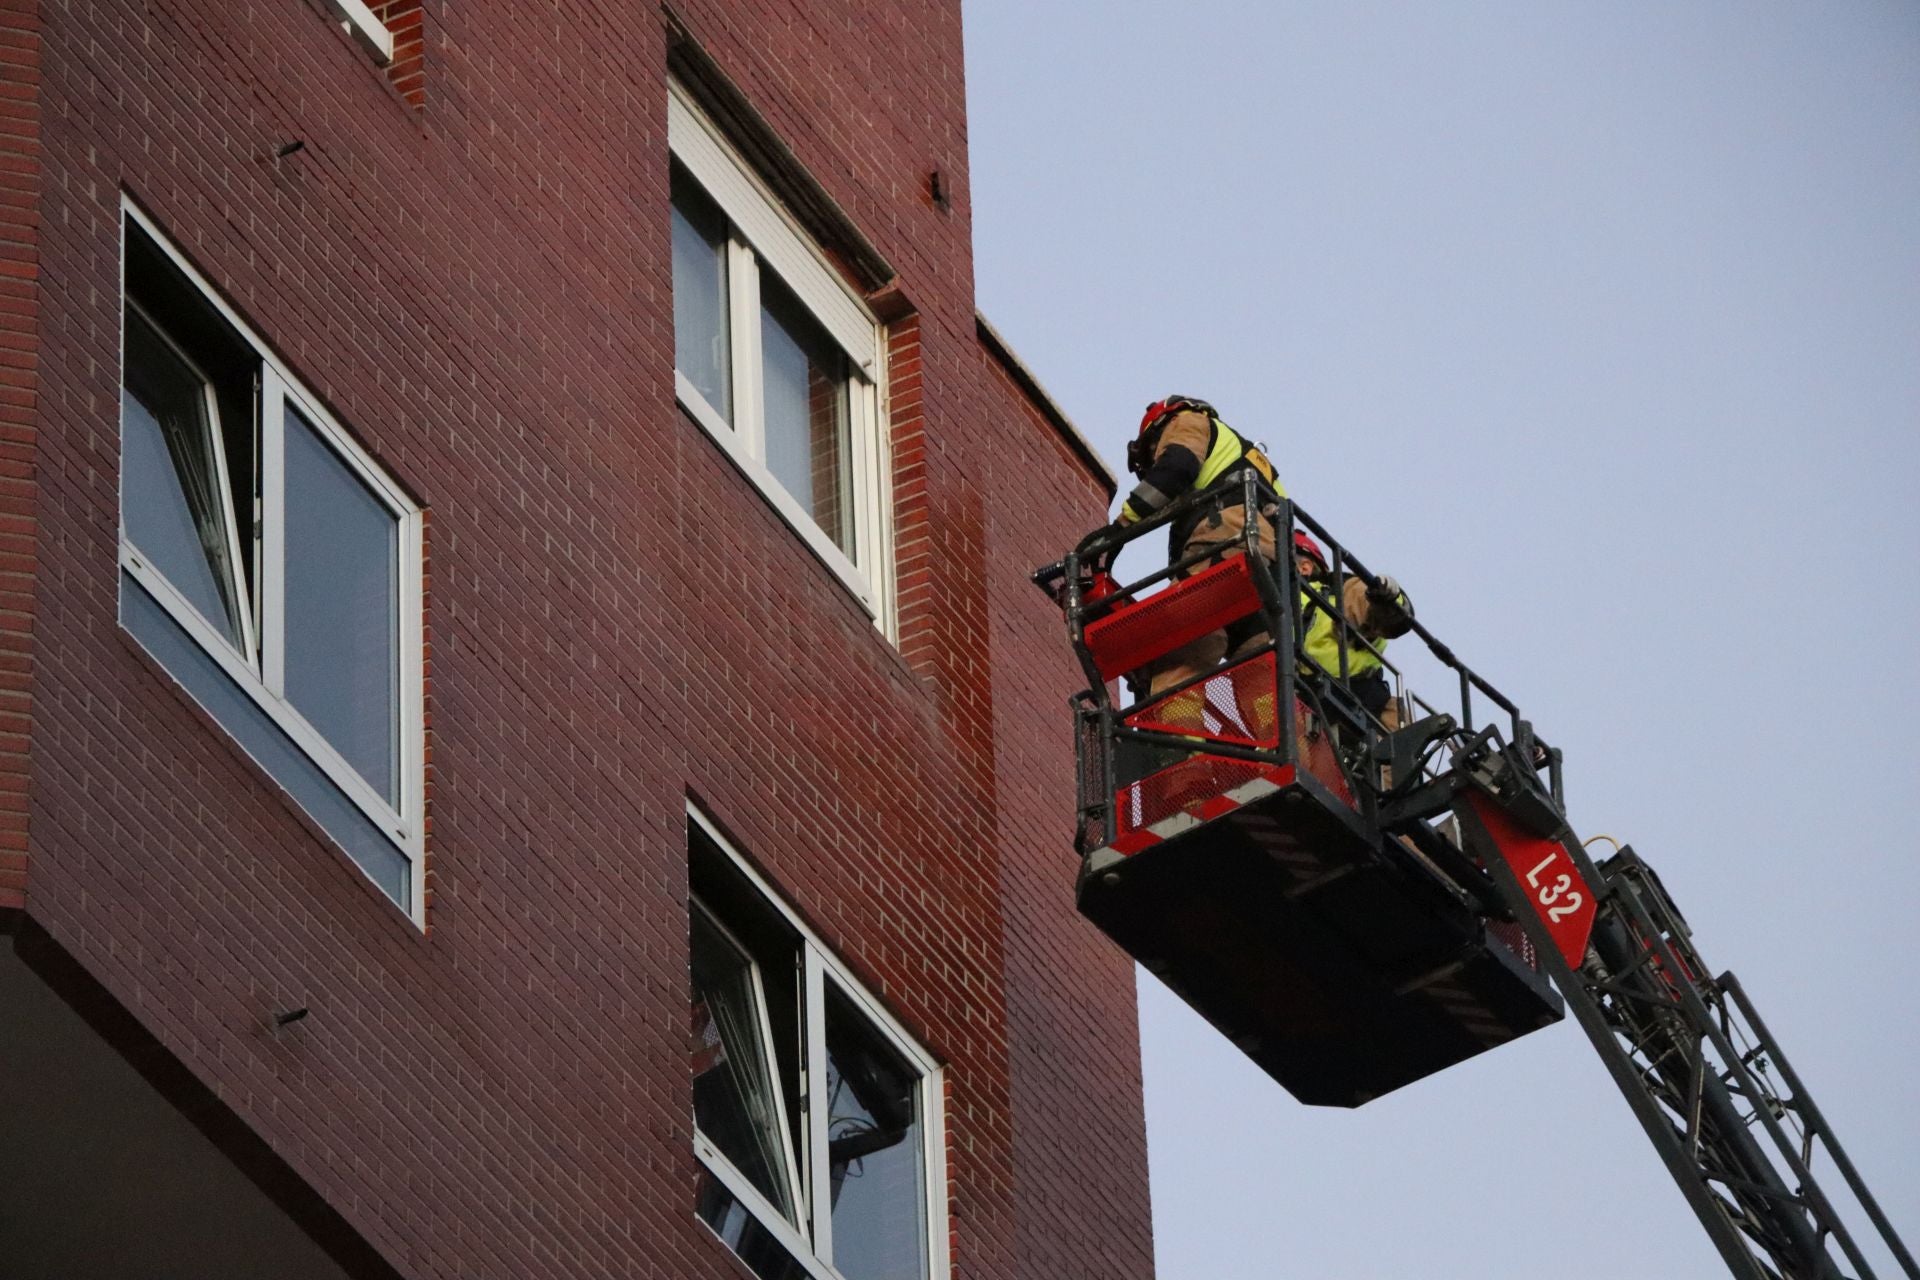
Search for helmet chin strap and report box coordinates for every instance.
[1125,433,1155,477]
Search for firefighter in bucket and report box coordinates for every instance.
[1116,395,1284,730]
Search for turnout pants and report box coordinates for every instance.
[1144,504,1279,734]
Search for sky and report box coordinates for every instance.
[961,4,1920,1278]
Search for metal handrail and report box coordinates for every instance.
[1057,473,1546,759]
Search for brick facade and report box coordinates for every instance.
[14,2,1152,1277]
[368,1,425,107]
[0,0,37,916]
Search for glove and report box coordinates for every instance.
[1366,575,1415,638]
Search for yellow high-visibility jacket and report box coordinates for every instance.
[1121,410,1281,526]
[1300,577,1407,680]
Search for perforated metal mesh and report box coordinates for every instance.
[1487,918,1541,972]
[1124,652,1279,749]
[1115,754,1277,837]
[1295,714,1356,810]
[1098,641,1384,841]
[1075,708,1111,854]
[1081,555,1262,680]
[1076,710,1106,809]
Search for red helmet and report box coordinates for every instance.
[1137,394,1216,438]
[1292,530,1328,574]
[1129,395,1217,475]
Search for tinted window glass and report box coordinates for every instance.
[691,907,798,1221]
[122,577,411,908]
[823,983,926,1280]
[122,309,248,648]
[283,408,399,802]
[672,165,733,424]
[760,272,853,558]
[695,1172,811,1280]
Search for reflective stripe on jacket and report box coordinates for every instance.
[1122,411,1285,528]
[1162,416,1285,556]
[1194,417,1280,494]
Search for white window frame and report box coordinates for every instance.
[668,82,896,635]
[122,300,263,664]
[691,897,810,1222]
[689,804,950,1280]
[119,197,427,922]
[323,0,396,64]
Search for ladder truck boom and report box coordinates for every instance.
[1452,741,1915,1280]
[1037,474,1916,1280]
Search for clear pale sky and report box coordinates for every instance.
[962,4,1920,1277]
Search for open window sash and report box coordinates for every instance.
[121,301,259,662]
[691,900,808,1226]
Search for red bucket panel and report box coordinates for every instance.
[1124,652,1280,750]
[1083,556,1263,681]
[1115,754,1284,838]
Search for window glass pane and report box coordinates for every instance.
[282,408,400,803]
[122,575,412,911]
[691,907,799,1222]
[823,983,927,1280]
[122,309,249,648]
[695,1170,813,1280]
[672,165,733,424]
[759,273,854,560]
[690,829,809,1182]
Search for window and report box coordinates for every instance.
[323,0,396,64]
[119,201,425,917]
[689,811,948,1280]
[668,84,893,624]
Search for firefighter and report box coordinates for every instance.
[1292,530,1415,731]
[1116,396,1284,710]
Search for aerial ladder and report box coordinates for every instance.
[1035,471,1917,1280]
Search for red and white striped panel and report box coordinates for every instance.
[1105,761,1296,857]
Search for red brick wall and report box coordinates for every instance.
[368,1,424,107]
[0,0,36,916]
[24,3,1152,1278]
[980,348,1158,1277]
